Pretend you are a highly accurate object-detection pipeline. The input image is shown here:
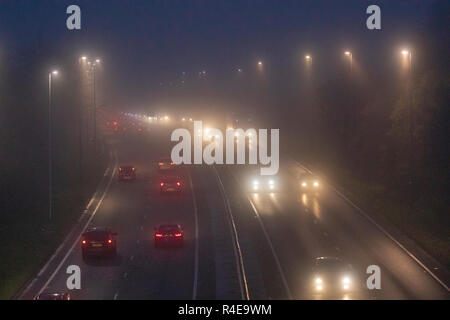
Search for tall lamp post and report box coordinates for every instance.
[48,70,58,221]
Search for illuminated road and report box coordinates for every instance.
[17,116,449,300]
[18,120,243,300]
[217,161,450,299]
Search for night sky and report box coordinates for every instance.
[0,0,433,108]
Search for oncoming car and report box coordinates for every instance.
[154,224,184,248]
[298,172,320,192]
[311,257,355,294]
[81,227,117,259]
[250,175,278,193]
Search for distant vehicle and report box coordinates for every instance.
[249,175,278,193]
[154,224,184,248]
[81,227,117,259]
[158,157,175,171]
[298,172,320,192]
[118,165,136,181]
[311,257,354,293]
[34,292,71,300]
[160,176,182,194]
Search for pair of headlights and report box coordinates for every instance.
[302,181,319,187]
[315,276,351,290]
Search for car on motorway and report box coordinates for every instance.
[34,292,71,300]
[298,172,320,192]
[311,257,354,294]
[160,176,182,194]
[154,224,184,248]
[249,174,278,193]
[118,165,136,181]
[157,157,175,171]
[81,227,117,259]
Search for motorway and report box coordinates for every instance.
[17,116,450,300]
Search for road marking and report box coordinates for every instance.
[213,166,249,300]
[291,158,450,292]
[228,168,292,299]
[188,170,200,300]
[113,292,118,300]
[130,255,134,261]
[136,240,140,245]
[123,272,128,279]
[35,151,118,297]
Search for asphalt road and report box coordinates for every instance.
[18,117,449,300]
[219,162,450,299]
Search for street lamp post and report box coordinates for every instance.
[48,70,58,221]
[345,51,353,72]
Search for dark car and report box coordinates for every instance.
[81,227,117,259]
[34,292,71,300]
[154,224,184,248]
[311,257,354,294]
[160,176,182,194]
[118,165,136,181]
[157,157,175,171]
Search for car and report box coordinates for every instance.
[160,176,182,194]
[157,157,175,171]
[81,227,117,259]
[311,257,354,294]
[118,165,136,181]
[298,172,320,192]
[34,292,71,300]
[250,175,278,193]
[154,224,184,248]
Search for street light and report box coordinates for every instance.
[401,49,412,69]
[48,69,58,220]
[305,55,311,61]
[345,51,352,72]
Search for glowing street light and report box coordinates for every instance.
[401,49,412,70]
[344,51,353,71]
[305,55,311,61]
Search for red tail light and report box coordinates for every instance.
[82,240,86,244]
[107,239,112,244]
[119,168,122,172]
[176,182,181,186]
[170,162,174,165]
[158,162,164,166]
[175,233,182,237]
[155,233,163,237]
[132,167,135,171]
[160,182,164,186]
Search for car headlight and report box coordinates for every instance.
[313,181,319,187]
[342,276,350,284]
[301,182,307,187]
[253,180,259,185]
[315,278,322,284]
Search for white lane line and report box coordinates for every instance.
[130,255,134,261]
[113,292,118,300]
[136,240,140,245]
[291,158,450,292]
[36,151,118,297]
[246,195,293,300]
[123,272,128,279]
[188,170,200,300]
[213,166,249,300]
